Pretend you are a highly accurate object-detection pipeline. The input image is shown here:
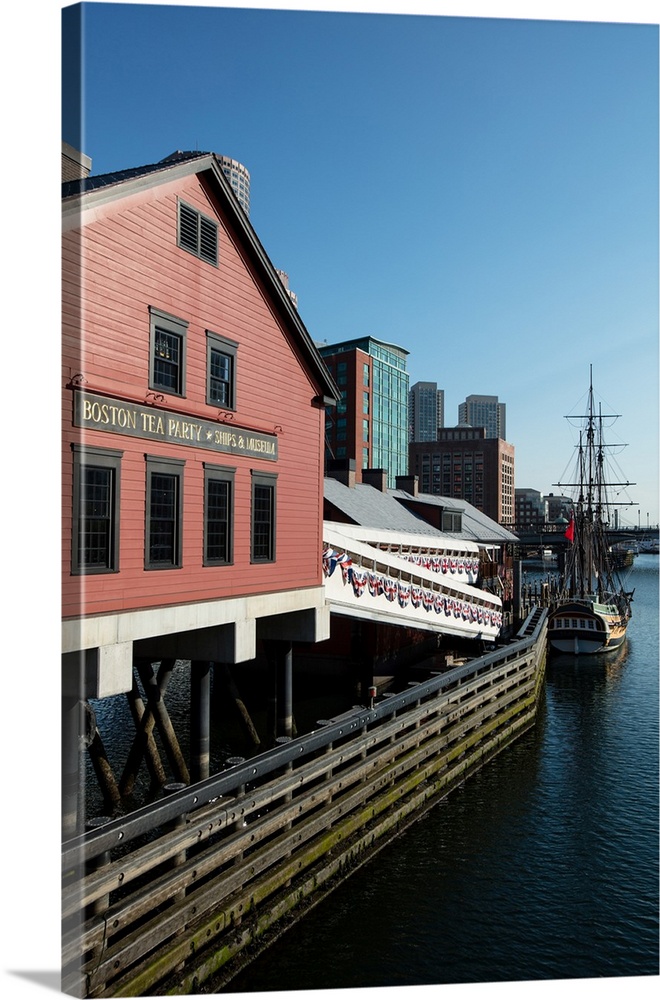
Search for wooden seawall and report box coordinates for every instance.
[62,608,547,997]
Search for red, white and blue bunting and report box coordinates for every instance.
[404,553,480,581]
[323,547,353,580]
[323,547,501,631]
[350,568,368,597]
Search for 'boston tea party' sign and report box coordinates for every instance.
[74,391,278,461]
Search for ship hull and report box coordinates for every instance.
[548,599,628,655]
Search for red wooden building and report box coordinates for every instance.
[62,151,339,825]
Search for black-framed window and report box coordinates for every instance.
[177,199,218,266]
[441,511,462,533]
[72,444,122,574]
[149,306,188,396]
[204,463,234,565]
[145,455,184,569]
[251,471,277,563]
[206,331,238,408]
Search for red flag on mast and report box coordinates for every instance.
[564,516,575,543]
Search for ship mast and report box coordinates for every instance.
[554,364,637,603]
[579,366,598,598]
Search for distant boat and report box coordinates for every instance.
[610,543,635,569]
[548,368,635,655]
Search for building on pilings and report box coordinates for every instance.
[61,147,340,831]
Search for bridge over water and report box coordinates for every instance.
[509,523,659,551]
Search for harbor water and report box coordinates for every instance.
[221,554,659,992]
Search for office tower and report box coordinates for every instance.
[216,160,299,308]
[409,426,515,524]
[217,155,251,216]
[409,381,444,441]
[320,336,410,488]
[515,488,548,526]
[458,394,506,440]
[62,140,91,181]
[437,387,445,432]
[275,270,298,310]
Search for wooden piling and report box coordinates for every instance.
[140,660,189,783]
[276,641,293,739]
[86,726,122,814]
[219,664,261,747]
[120,675,167,795]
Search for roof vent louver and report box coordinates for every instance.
[199,216,218,265]
[178,200,218,266]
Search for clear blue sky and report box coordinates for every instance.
[61,1,658,526]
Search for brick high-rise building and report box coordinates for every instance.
[409,426,515,525]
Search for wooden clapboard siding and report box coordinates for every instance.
[63,166,331,621]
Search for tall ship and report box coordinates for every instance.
[547,368,635,655]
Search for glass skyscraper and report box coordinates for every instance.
[319,337,409,488]
[458,394,506,440]
[409,381,444,441]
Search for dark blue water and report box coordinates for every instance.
[223,555,659,991]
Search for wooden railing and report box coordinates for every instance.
[62,609,547,998]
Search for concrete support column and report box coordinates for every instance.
[190,661,211,783]
[265,640,293,741]
[276,641,293,739]
[62,696,81,839]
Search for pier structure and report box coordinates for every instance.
[65,512,509,836]
[62,480,536,997]
[62,608,548,997]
